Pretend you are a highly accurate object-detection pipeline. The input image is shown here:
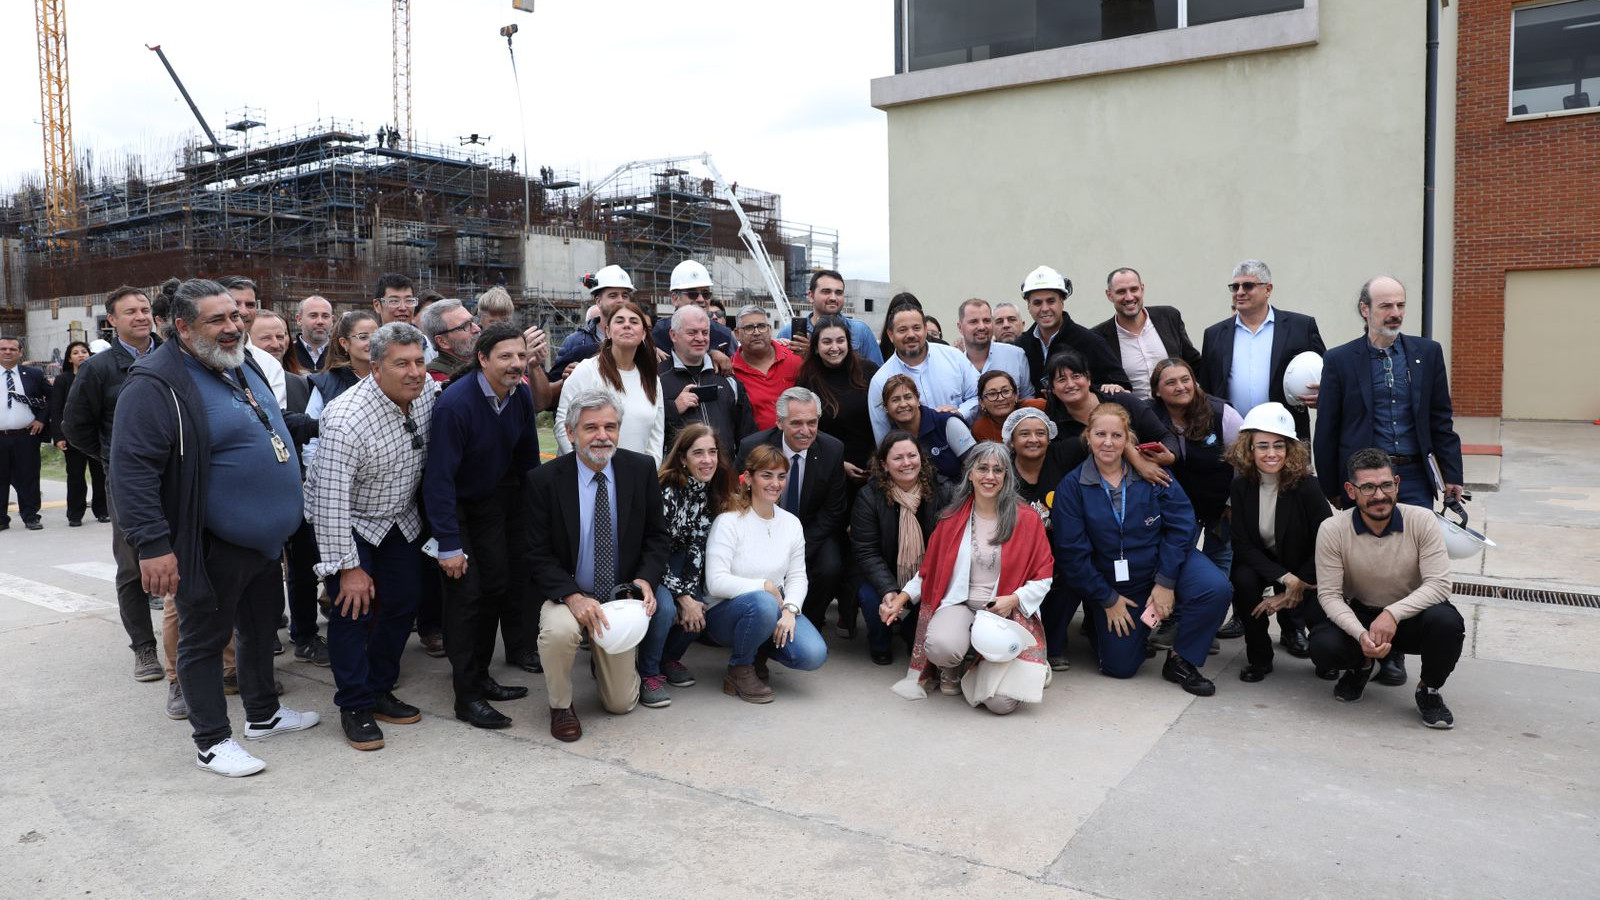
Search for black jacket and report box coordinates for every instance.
[62,336,160,465]
[1199,307,1325,441]
[1013,315,1131,395]
[526,448,670,602]
[735,427,849,551]
[851,479,952,599]
[309,365,361,404]
[47,369,75,443]
[659,353,756,457]
[1090,305,1203,380]
[1229,472,1332,588]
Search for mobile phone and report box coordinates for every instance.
[691,384,720,402]
[791,316,809,338]
[1140,604,1163,627]
[421,537,440,559]
[1136,441,1166,456]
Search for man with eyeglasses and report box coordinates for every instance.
[418,298,482,382]
[372,273,438,363]
[1314,275,1462,510]
[1090,267,1202,399]
[776,269,883,365]
[651,259,739,359]
[1199,259,1325,441]
[1311,448,1463,729]
[730,305,803,431]
[955,298,1032,399]
[304,323,439,751]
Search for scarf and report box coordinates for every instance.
[888,483,925,585]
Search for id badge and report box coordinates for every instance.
[1113,558,1131,583]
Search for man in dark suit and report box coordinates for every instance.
[736,386,849,632]
[0,335,49,531]
[1091,267,1203,399]
[1012,264,1131,396]
[1314,275,1463,509]
[1199,259,1326,441]
[529,390,669,742]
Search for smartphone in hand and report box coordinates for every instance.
[1136,441,1166,456]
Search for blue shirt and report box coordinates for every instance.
[1227,306,1276,415]
[182,354,303,559]
[868,342,979,441]
[574,458,619,596]
[778,314,883,365]
[971,341,1034,399]
[118,337,155,359]
[1368,335,1418,456]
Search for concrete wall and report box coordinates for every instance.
[1502,268,1600,421]
[710,253,786,307]
[876,0,1443,367]
[522,231,608,297]
[25,296,102,364]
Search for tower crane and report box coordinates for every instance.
[392,0,412,150]
[34,0,77,241]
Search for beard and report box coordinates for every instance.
[192,331,247,370]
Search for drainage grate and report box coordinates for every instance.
[1453,581,1600,610]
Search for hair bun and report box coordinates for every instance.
[159,277,181,299]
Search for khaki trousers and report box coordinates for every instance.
[536,600,638,714]
[162,596,235,682]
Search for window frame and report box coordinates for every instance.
[1507,0,1600,122]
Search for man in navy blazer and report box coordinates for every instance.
[1199,259,1325,441]
[1314,276,1463,507]
[0,335,50,531]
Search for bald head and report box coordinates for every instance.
[1357,275,1407,343]
[297,295,335,346]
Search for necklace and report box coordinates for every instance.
[969,512,999,568]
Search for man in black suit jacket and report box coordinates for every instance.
[1012,264,1131,396]
[1199,259,1326,441]
[1092,267,1203,398]
[0,335,49,531]
[1314,276,1463,507]
[530,390,669,742]
[735,386,849,632]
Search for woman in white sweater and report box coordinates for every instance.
[703,443,828,702]
[555,300,665,462]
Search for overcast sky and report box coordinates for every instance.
[0,0,895,280]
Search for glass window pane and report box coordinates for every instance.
[1187,0,1304,28]
[907,0,1177,73]
[1511,0,1600,116]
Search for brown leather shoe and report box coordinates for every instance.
[723,665,775,704]
[549,706,582,742]
[419,632,445,657]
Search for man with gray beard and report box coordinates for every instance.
[112,278,319,777]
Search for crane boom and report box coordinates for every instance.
[146,45,232,156]
[392,0,412,150]
[34,0,77,239]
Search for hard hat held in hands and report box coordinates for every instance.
[1282,351,1323,408]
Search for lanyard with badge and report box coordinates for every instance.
[221,367,291,463]
[1100,464,1130,583]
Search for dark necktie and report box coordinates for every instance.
[593,471,615,598]
[4,370,12,408]
[784,453,802,513]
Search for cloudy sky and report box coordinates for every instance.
[0,0,895,279]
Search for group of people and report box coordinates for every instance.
[2,254,1468,778]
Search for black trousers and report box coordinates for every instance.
[283,518,321,645]
[0,430,42,524]
[106,488,157,651]
[1230,566,1327,667]
[1309,601,1465,689]
[800,534,845,632]
[63,445,107,522]
[181,533,283,750]
[442,482,533,704]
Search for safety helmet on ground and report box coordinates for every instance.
[1282,351,1323,407]
[590,597,650,654]
[970,610,1036,663]
[588,264,634,296]
[1434,508,1496,560]
[1020,265,1072,300]
[669,259,713,292]
[1239,402,1298,441]
[88,339,112,355]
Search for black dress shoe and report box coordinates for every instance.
[1215,614,1245,639]
[68,519,83,527]
[24,519,43,531]
[1315,665,1340,681]
[870,649,892,666]
[1239,662,1273,683]
[478,678,528,702]
[1279,628,1311,659]
[507,649,543,674]
[455,699,512,729]
[1162,654,1216,697]
[95,514,111,523]
[1374,654,1408,686]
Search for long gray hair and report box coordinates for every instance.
[941,441,1021,544]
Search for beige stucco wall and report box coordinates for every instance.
[1502,268,1600,421]
[879,0,1450,363]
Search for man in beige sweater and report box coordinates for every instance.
[1312,448,1464,728]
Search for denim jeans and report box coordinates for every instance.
[703,590,828,670]
[858,582,916,654]
[1201,516,1233,580]
[638,587,681,677]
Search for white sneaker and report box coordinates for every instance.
[195,738,265,777]
[243,706,321,741]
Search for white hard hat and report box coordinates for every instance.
[1239,402,1298,441]
[1434,512,1496,560]
[589,264,635,296]
[1282,351,1323,407]
[970,609,1036,663]
[669,259,713,292]
[590,597,650,654]
[88,339,112,354]
[1020,265,1071,299]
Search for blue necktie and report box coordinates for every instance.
[784,453,801,512]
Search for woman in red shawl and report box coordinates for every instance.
[878,441,1055,714]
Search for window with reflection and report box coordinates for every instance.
[1511,0,1600,116]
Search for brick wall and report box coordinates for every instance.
[1454,1,1600,416]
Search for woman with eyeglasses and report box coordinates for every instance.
[1222,402,1333,682]
[310,310,380,403]
[1042,348,1176,487]
[878,442,1054,714]
[556,300,665,464]
[970,370,1046,443]
[796,315,879,485]
[852,430,951,666]
[1053,404,1232,696]
[880,374,976,483]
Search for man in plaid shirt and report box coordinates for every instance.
[304,322,439,752]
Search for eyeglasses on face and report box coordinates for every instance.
[981,388,1016,402]
[1227,281,1263,293]
[381,296,418,308]
[738,322,771,334]
[1252,441,1287,453]
[440,317,479,336]
[678,289,714,300]
[1353,480,1397,497]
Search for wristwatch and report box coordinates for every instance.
[782,601,800,616]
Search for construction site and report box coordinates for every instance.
[1,2,840,363]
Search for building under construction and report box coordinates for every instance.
[0,116,839,361]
